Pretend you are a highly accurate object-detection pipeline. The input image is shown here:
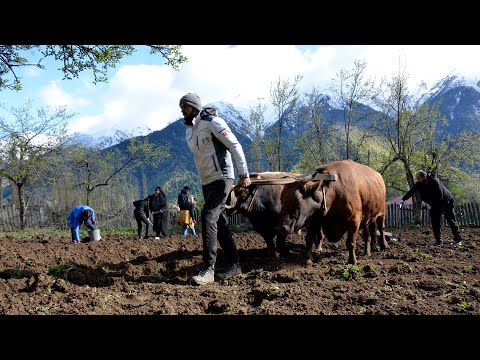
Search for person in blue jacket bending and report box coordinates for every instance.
[67,205,97,244]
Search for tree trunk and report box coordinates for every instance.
[402,160,422,223]
[17,183,26,229]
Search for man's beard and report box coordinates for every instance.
[183,113,195,125]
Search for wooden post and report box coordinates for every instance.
[467,202,474,226]
[474,202,480,227]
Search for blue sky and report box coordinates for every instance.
[2,45,480,138]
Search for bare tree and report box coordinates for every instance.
[68,135,170,205]
[374,59,480,217]
[244,99,268,172]
[293,86,336,173]
[331,59,378,160]
[0,100,74,228]
[264,74,303,171]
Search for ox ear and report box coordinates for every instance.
[300,180,321,197]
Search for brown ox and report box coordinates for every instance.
[278,160,388,265]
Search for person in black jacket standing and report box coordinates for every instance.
[148,186,169,239]
[133,198,153,240]
[400,170,462,246]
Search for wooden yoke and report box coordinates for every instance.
[242,173,338,214]
[313,173,338,181]
[247,173,337,186]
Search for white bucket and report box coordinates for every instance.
[88,229,101,242]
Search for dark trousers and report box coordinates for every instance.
[134,212,149,238]
[430,201,461,242]
[153,213,168,237]
[201,178,238,269]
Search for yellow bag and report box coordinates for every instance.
[177,210,194,227]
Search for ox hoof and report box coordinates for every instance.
[305,259,314,267]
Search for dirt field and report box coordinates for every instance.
[0,226,479,315]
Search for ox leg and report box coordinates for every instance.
[377,216,388,251]
[314,227,324,252]
[369,222,380,252]
[264,236,276,257]
[305,226,318,266]
[346,226,360,265]
[362,224,372,257]
[276,233,290,256]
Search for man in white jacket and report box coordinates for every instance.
[179,93,251,285]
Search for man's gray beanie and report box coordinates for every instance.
[179,93,202,112]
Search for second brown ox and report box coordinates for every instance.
[277,159,388,265]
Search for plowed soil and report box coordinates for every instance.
[1,227,479,315]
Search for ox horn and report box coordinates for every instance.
[297,171,317,182]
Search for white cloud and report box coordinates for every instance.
[66,114,103,135]
[39,80,90,111]
[62,45,480,137]
[360,45,480,89]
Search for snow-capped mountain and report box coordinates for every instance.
[204,101,248,135]
[419,73,480,134]
[417,73,480,104]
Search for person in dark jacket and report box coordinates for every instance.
[133,198,153,240]
[148,186,169,239]
[400,170,462,246]
[177,186,197,236]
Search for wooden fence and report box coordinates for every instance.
[386,202,480,228]
[1,202,478,232]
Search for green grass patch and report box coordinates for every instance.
[47,264,75,280]
[341,264,361,280]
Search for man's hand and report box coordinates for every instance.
[399,200,405,209]
[238,177,251,188]
[92,219,97,225]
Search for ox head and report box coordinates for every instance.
[225,184,255,216]
[277,171,336,237]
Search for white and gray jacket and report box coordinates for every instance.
[185,107,249,186]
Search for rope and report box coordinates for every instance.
[246,187,258,213]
